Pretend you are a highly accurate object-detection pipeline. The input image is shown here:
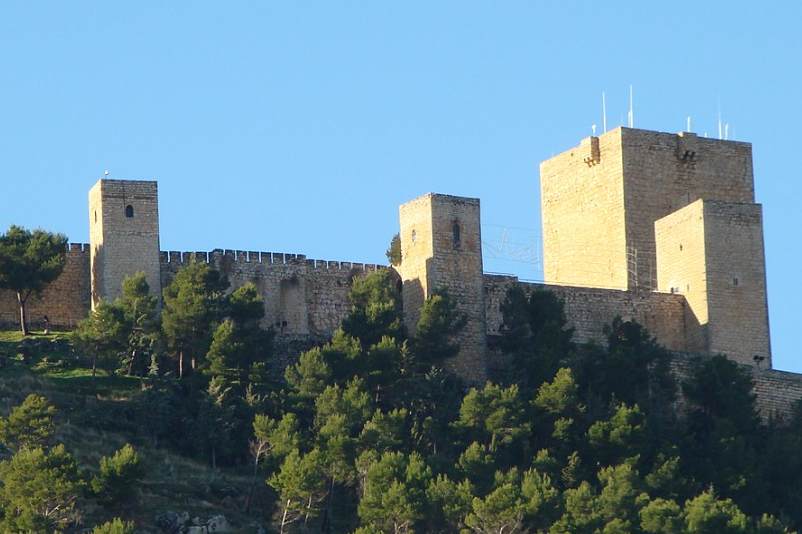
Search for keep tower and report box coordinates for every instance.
[89,179,161,308]
[398,193,487,383]
[540,127,770,366]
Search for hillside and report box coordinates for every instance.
[0,269,800,534]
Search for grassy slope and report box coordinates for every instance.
[0,331,275,533]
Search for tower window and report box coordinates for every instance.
[452,222,461,244]
[733,277,739,286]
[94,211,97,223]
[411,230,417,243]
[125,205,134,218]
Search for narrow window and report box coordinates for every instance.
[94,211,97,223]
[125,205,134,218]
[733,277,739,286]
[452,222,461,244]
[411,230,417,243]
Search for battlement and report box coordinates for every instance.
[157,249,380,272]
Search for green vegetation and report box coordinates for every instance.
[0,263,801,533]
[385,234,401,267]
[0,225,68,335]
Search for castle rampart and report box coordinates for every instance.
[0,126,796,420]
[484,275,688,352]
[0,244,379,338]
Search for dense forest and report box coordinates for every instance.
[2,250,802,533]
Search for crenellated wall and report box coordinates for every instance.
[0,245,379,338]
[158,249,380,336]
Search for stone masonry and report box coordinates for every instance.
[398,193,488,382]
[0,126,797,416]
[655,199,770,366]
[540,129,754,292]
[89,180,162,308]
[540,127,769,367]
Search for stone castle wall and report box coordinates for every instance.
[0,244,91,330]
[670,353,802,423]
[0,243,800,422]
[484,275,687,351]
[159,249,379,335]
[0,246,378,338]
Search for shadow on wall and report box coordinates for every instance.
[682,297,708,356]
[401,277,425,336]
[279,277,309,334]
[91,243,104,307]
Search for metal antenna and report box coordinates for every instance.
[628,85,634,127]
[725,123,729,140]
[687,116,691,132]
[602,92,607,133]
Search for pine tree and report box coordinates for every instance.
[0,394,57,452]
[91,444,145,507]
[0,444,85,534]
[161,262,228,378]
[0,225,68,335]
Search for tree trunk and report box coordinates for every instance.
[246,444,265,514]
[321,477,335,533]
[179,350,185,379]
[303,494,313,531]
[91,354,97,396]
[128,349,137,376]
[16,292,28,336]
[280,500,291,534]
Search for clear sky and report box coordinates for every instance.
[2,3,801,371]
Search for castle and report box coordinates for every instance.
[2,127,800,418]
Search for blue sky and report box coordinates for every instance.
[2,3,801,371]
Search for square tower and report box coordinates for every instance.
[89,179,161,307]
[398,193,487,383]
[540,128,754,290]
[655,199,770,366]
